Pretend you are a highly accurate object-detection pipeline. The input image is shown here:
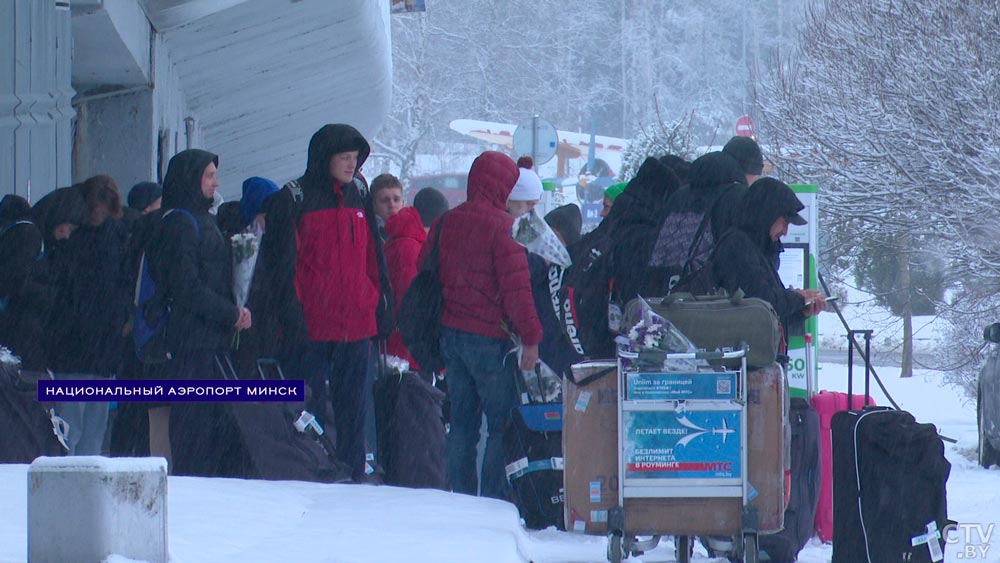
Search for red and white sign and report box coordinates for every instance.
[735,115,755,138]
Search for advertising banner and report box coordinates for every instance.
[623,409,741,480]
[626,372,737,401]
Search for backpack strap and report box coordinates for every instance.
[679,183,740,277]
[163,208,201,240]
[0,220,34,240]
[286,180,304,204]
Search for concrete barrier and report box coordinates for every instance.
[28,457,168,563]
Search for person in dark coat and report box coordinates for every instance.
[419,150,542,500]
[230,176,282,379]
[647,151,748,295]
[412,187,449,229]
[264,123,384,481]
[722,136,765,186]
[19,187,90,373]
[0,195,46,371]
[713,177,826,343]
[44,175,129,456]
[608,156,681,304]
[144,149,250,470]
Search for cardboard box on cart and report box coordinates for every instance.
[563,360,787,537]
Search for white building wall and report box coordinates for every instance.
[0,0,75,202]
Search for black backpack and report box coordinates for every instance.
[397,213,448,372]
[648,183,741,295]
[556,228,617,359]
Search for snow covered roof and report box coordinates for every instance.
[149,0,392,197]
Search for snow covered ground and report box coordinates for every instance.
[1,360,997,563]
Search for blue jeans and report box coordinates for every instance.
[53,374,111,456]
[441,328,516,500]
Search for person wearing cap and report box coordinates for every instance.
[506,156,543,218]
[412,187,449,232]
[713,177,826,344]
[544,203,582,246]
[128,182,163,215]
[722,136,765,186]
[601,182,626,218]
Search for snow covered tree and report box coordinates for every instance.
[756,0,1000,379]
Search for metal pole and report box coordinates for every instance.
[531,115,538,169]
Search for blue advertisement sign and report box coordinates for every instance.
[623,409,741,480]
[626,372,736,401]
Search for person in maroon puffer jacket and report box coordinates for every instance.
[418,150,542,500]
[384,206,426,369]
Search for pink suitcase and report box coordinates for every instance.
[809,390,876,543]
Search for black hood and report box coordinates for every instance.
[738,177,806,254]
[0,194,32,224]
[688,151,746,192]
[162,149,219,213]
[31,186,88,244]
[300,124,371,192]
[604,156,679,232]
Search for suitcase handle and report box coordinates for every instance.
[846,330,873,409]
[654,288,745,306]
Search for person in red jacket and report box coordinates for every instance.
[383,206,426,368]
[418,150,542,500]
[264,124,383,481]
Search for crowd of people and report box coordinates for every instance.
[0,123,827,501]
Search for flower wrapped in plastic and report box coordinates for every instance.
[231,229,261,348]
[0,346,21,387]
[512,209,572,267]
[619,298,707,372]
[507,335,562,403]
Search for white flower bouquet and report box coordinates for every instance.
[231,229,261,348]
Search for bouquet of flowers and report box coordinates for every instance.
[620,298,705,372]
[512,210,572,267]
[231,229,261,348]
[507,335,562,403]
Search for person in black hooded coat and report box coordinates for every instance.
[608,156,681,304]
[0,194,46,371]
[647,151,748,295]
[712,177,826,343]
[144,149,249,471]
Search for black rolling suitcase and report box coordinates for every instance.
[0,368,67,462]
[759,397,821,563]
[503,365,565,530]
[374,368,448,490]
[831,331,952,563]
[170,356,353,483]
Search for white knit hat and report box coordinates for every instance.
[509,167,543,202]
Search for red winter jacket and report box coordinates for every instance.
[384,207,426,366]
[418,151,542,346]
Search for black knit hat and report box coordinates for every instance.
[544,204,583,246]
[412,187,449,228]
[722,136,764,176]
[127,182,162,211]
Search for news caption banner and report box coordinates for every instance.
[38,379,305,402]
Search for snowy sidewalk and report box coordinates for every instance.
[1,362,997,563]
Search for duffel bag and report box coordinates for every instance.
[622,290,779,369]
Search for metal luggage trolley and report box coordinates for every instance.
[607,346,760,563]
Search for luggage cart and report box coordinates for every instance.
[607,347,760,563]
